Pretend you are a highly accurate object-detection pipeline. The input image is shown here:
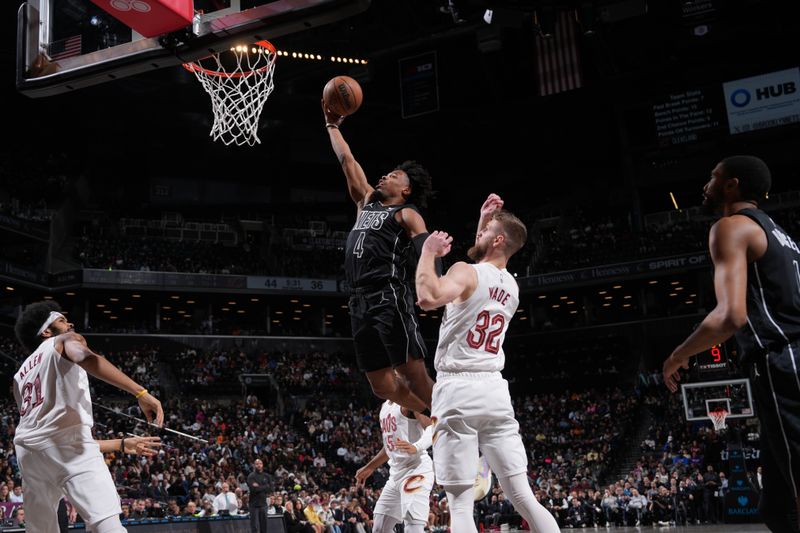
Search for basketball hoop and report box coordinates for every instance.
[183,41,276,146]
[708,409,729,432]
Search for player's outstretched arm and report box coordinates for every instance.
[59,332,164,426]
[663,216,753,392]
[355,447,389,486]
[322,101,373,207]
[97,435,162,456]
[416,231,477,310]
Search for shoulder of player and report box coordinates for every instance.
[395,204,426,231]
[447,261,475,277]
[57,331,87,345]
[711,214,763,244]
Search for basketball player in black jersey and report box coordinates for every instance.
[663,155,800,532]
[323,103,436,412]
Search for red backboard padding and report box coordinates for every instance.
[89,0,194,38]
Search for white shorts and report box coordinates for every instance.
[16,426,122,532]
[373,460,434,523]
[431,372,528,486]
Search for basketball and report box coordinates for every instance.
[323,76,363,117]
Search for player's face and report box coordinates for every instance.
[468,219,502,261]
[373,170,410,202]
[255,459,263,471]
[45,316,75,337]
[702,163,727,214]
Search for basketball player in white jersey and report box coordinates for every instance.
[355,395,434,533]
[12,301,164,533]
[415,194,560,533]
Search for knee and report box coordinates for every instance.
[367,371,398,399]
[369,379,397,400]
[397,359,429,380]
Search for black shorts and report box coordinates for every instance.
[348,282,427,372]
[749,341,800,531]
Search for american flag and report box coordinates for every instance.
[48,35,82,61]
[535,12,582,96]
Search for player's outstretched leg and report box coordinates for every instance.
[396,358,433,408]
[372,513,400,533]
[497,473,560,533]
[366,367,428,412]
[403,521,426,533]
[91,514,127,533]
[444,484,478,533]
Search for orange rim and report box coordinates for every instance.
[182,40,276,78]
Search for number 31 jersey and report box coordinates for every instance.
[13,337,94,450]
[434,262,519,373]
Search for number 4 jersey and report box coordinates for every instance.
[434,262,519,373]
[13,337,94,450]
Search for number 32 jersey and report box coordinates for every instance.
[434,263,519,373]
[13,337,94,450]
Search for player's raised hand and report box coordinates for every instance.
[321,99,345,128]
[422,231,453,258]
[138,391,164,428]
[480,193,504,217]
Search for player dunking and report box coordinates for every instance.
[355,392,434,533]
[663,156,800,532]
[13,301,164,533]
[415,194,560,533]
[324,103,437,411]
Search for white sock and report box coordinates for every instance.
[498,473,560,533]
[91,514,127,533]
[444,484,478,533]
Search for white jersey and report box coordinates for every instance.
[434,262,519,373]
[379,401,432,474]
[13,337,94,450]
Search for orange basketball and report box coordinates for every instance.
[323,76,363,117]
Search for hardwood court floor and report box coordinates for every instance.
[553,525,769,532]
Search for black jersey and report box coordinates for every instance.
[345,201,418,289]
[734,208,800,358]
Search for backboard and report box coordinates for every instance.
[681,378,755,422]
[17,0,370,97]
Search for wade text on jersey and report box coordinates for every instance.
[488,286,511,306]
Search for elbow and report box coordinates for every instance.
[416,299,435,312]
[721,310,747,331]
[416,295,438,312]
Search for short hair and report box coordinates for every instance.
[720,155,771,202]
[395,160,434,209]
[492,209,528,257]
[15,300,62,352]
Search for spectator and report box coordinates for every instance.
[213,483,238,515]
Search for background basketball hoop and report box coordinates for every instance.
[183,41,277,146]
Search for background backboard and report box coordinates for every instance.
[682,378,755,422]
[17,0,370,97]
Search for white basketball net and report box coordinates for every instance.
[183,42,276,146]
[708,410,728,432]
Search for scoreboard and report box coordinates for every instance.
[697,343,728,372]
